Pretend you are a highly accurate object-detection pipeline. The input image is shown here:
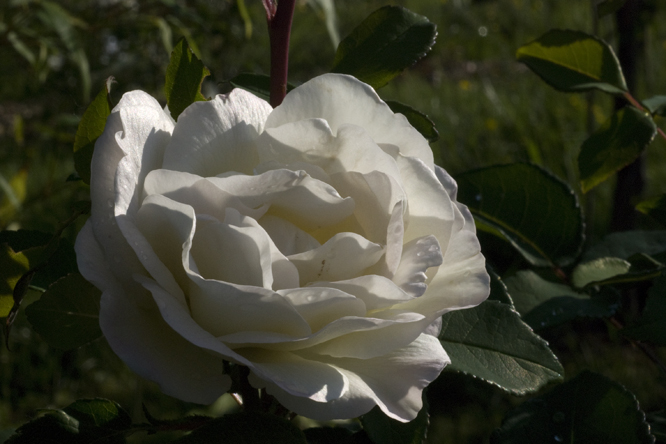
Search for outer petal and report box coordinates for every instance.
[89,90,173,292]
[265,74,434,169]
[75,221,230,403]
[162,89,272,176]
[253,334,448,422]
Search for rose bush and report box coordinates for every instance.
[75,73,489,422]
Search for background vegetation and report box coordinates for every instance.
[1,0,666,442]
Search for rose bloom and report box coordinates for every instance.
[75,74,489,422]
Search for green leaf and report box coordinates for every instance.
[578,107,657,193]
[516,29,627,94]
[332,5,437,89]
[636,194,666,226]
[584,253,664,287]
[488,266,514,307]
[456,163,584,267]
[360,395,429,444]
[642,95,666,117]
[174,411,307,444]
[582,231,666,261]
[504,270,620,330]
[439,300,563,394]
[622,273,666,346]
[385,100,438,142]
[491,371,655,444]
[229,73,295,103]
[7,398,132,444]
[597,0,628,18]
[0,244,31,318]
[25,273,102,350]
[165,38,210,120]
[571,257,631,288]
[73,78,113,185]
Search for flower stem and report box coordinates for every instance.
[267,0,296,108]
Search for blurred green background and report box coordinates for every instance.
[1,0,666,442]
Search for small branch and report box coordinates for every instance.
[267,0,296,108]
[609,316,666,375]
[623,91,666,142]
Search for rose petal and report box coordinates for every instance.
[393,154,456,250]
[288,232,384,285]
[278,287,366,332]
[314,275,414,312]
[144,169,268,221]
[134,194,195,299]
[259,215,321,256]
[244,349,347,402]
[254,334,448,422]
[260,119,402,182]
[394,207,489,317]
[392,235,443,297]
[265,74,434,169]
[191,208,299,290]
[162,88,272,176]
[76,222,231,404]
[329,170,405,244]
[89,91,173,289]
[207,169,355,232]
[186,273,311,339]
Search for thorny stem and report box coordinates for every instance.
[266,0,296,108]
[623,91,666,141]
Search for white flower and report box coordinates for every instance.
[75,74,489,422]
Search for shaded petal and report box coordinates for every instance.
[314,275,414,312]
[208,169,354,231]
[162,89,272,176]
[265,74,433,168]
[192,208,299,290]
[133,194,195,301]
[255,334,448,422]
[436,166,476,233]
[392,235,443,297]
[278,287,366,332]
[289,232,384,285]
[329,170,404,244]
[244,349,346,402]
[89,91,173,290]
[75,222,231,404]
[394,154,456,250]
[394,206,489,317]
[144,169,268,221]
[259,215,321,256]
[186,273,311,338]
[260,119,402,181]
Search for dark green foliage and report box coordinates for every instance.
[7,399,132,444]
[73,79,113,185]
[332,6,437,89]
[456,163,584,267]
[25,273,103,350]
[491,371,655,444]
[578,107,657,193]
[164,38,210,120]
[439,300,563,394]
[516,29,627,94]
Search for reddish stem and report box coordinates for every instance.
[267,0,296,108]
[623,91,666,142]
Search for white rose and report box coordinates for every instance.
[75,74,489,422]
